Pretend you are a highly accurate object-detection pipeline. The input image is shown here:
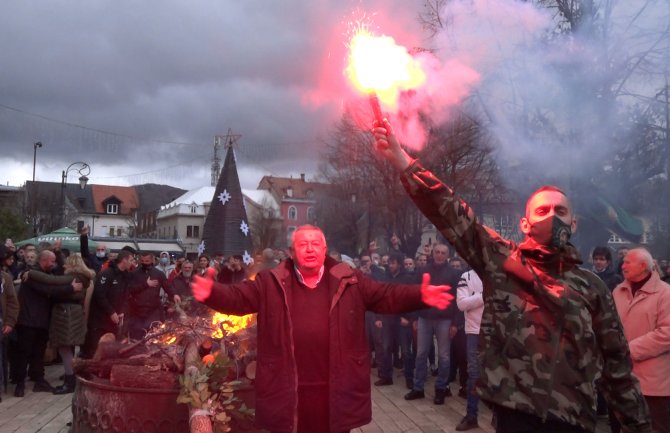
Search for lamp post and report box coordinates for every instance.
[61,162,91,228]
[33,142,42,182]
[31,141,43,235]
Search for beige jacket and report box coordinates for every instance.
[613,272,670,396]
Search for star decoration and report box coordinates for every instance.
[242,250,253,265]
[240,220,249,236]
[218,190,232,205]
[197,240,206,255]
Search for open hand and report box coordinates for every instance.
[191,267,216,302]
[420,273,454,310]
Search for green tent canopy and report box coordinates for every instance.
[15,227,96,252]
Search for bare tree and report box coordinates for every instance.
[317,109,510,255]
[248,197,282,251]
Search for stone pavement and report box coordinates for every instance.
[0,364,612,433]
[355,368,494,433]
[355,366,612,433]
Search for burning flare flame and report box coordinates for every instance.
[346,27,426,108]
[211,312,255,339]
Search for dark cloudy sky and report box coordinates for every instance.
[3,1,667,194]
[0,0,424,190]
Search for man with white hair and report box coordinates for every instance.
[613,247,670,433]
[191,224,454,433]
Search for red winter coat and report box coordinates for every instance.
[203,256,427,433]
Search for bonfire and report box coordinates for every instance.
[74,298,258,433]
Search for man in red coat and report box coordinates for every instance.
[192,225,452,433]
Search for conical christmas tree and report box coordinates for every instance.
[200,145,253,264]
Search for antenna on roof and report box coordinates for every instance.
[212,128,241,186]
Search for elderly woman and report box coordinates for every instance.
[25,254,94,394]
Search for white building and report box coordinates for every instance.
[157,187,279,256]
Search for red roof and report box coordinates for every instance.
[91,185,140,215]
[257,175,327,200]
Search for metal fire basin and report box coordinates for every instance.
[72,375,189,433]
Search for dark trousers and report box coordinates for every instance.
[609,395,670,433]
[128,309,162,340]
[646,395,670,433]
[80,326,110,359]
[449,327,467,389]
[493,405,588,433]
[399,321,415,381]
[379,315,400,381]
[0,335,4,390]
[13,325,49,383]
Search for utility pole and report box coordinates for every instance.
[211,129,241,186]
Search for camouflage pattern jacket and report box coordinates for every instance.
[400,161,651,433]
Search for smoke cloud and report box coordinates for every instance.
[387,0,670,194]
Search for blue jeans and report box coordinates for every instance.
[414,317,451,391]
[379,315,400,381]
[399,322,415,380]
[466,334,480,419]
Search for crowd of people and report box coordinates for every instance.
[1,170,670,433]
[328,233,670,432]
[0,220,668,431]
[0,228,286,401]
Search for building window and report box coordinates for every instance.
[109,227,115,237]
[107,203,119,214]
[287,226,296,245]
[288,206,297,220]
[187,225,200,238]
[307,206,315,222]
[190,204,197,214]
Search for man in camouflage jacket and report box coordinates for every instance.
[372,121,651,433]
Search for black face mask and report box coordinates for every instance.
[529,215,572,249]
[141,264,153,271]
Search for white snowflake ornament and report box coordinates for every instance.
[218,190,232,205]
[240,220,249,236]
[197,240,206,255]
[242,250,253,265]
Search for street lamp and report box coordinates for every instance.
[31,141,43,235]
[33,141,42,182]
[61,162,91,228]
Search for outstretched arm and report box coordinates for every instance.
[192,267,260,315]
[420,273,453,310]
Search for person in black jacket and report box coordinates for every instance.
[13,250,81,397]
[404,243,461,404]
[375,252,420,390]
[80,251,134,359]
[592,246,623,291]
[79,225,107,273]
[127,252,177,340]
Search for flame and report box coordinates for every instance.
[166,336,177,344]
[346,26,425,108]
[211,313,255,339]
